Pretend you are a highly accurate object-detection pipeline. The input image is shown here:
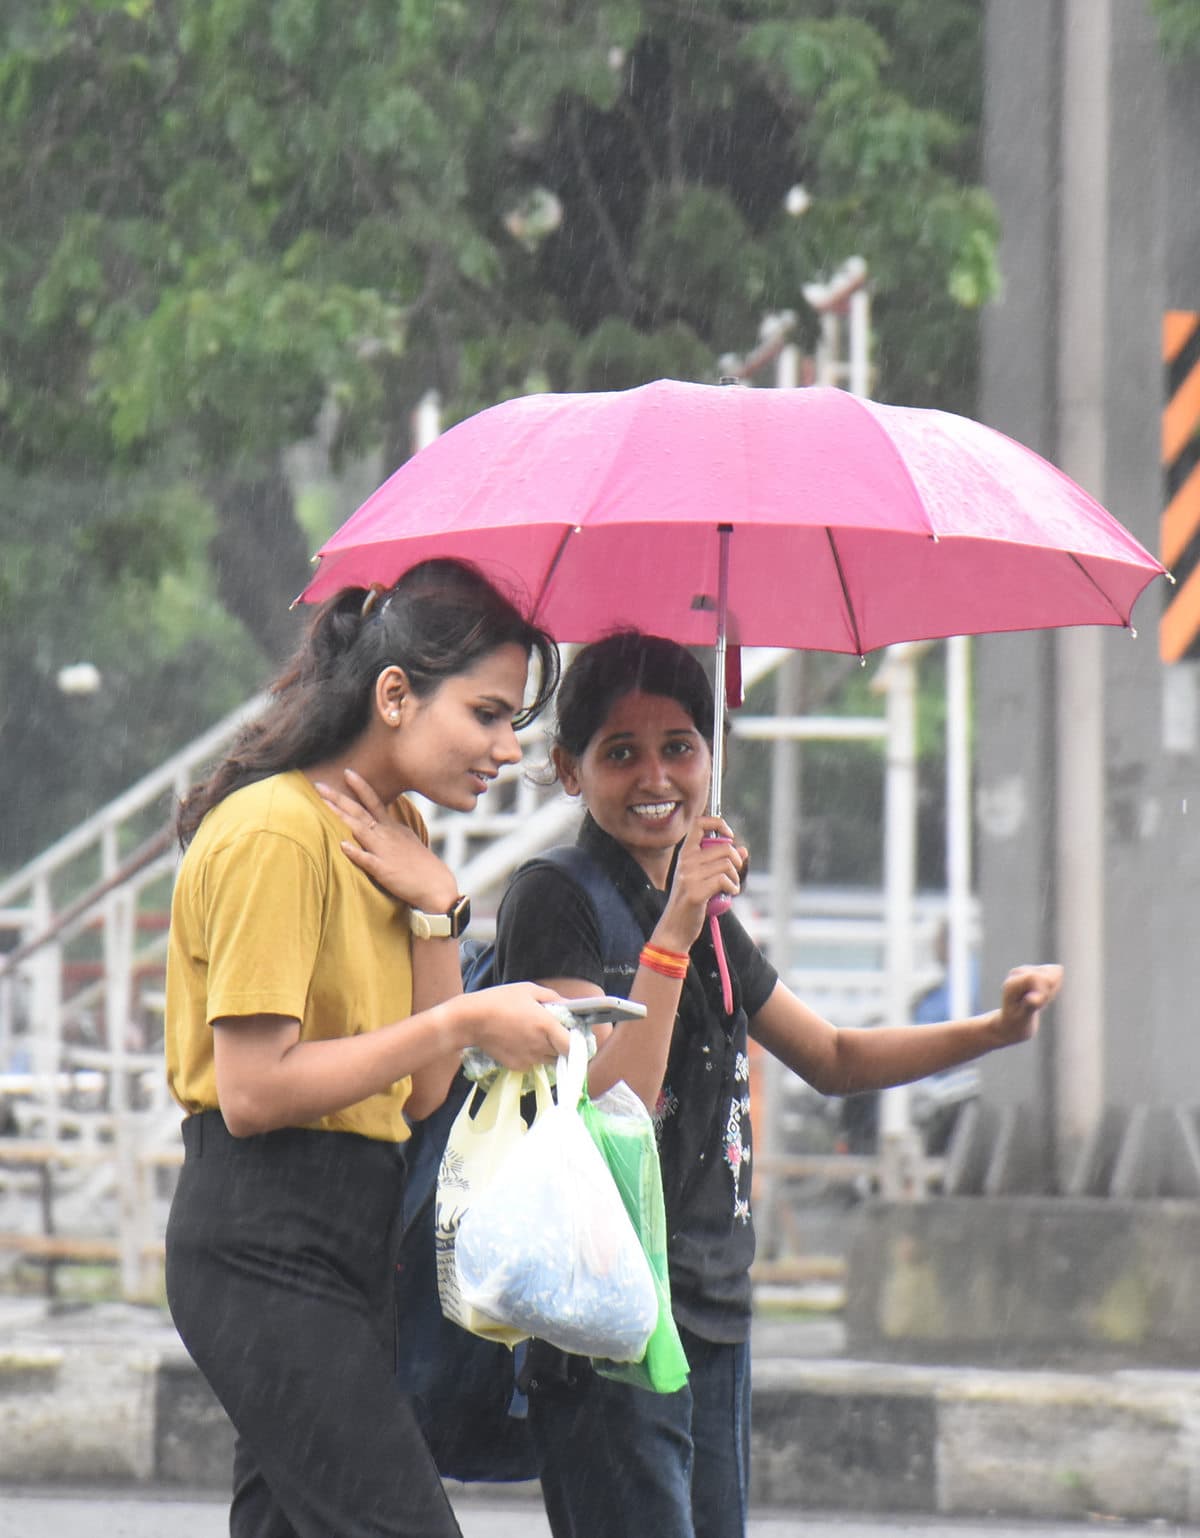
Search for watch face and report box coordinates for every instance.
[449,896,472,938]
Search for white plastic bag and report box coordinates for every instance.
[453,1033,659,1361]
[435,1062,553,1345]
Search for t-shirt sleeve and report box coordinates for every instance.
[494,864,606,989]
[201,830,326,1024]
[721,910,778,1018]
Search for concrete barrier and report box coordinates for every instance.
[846,1197,1200,1368]
[3,1300,1200,1522]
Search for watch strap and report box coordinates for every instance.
[409,894,471,940]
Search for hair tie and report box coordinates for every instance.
[360,583,387,618]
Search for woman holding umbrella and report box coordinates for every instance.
[163,558,572,1538]
[490,629,1062,1538]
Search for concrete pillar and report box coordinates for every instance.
[978,0,1198,1177]
[977,0,1062,1175]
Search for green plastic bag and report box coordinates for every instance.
[581,1080,690,1394]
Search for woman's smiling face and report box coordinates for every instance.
[554,690,711,886]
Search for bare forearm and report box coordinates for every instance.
[403,935,470,1119]
[217,1000,475,1135]
[829,1014,1007,1093]
[410,934,464,1015]
[584,966,682,1109]
[763,1012,1005,1096]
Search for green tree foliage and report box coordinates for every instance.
[0,0,994,870]
[2,0,995,474]
[0,467,266,868]
[1152,0,1200,57]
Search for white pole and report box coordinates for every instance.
[777,341,801,392]
[878,646,922,1196]
[849,289,872,399]
[762,653,801,1252]
[757,341,803,1254]
[411,391,441,452]
[102,826,142,1298]
[1053,0,1110,1180]
[30,875,61,1145]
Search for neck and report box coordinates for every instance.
[634,850,673,890]
[302,735,401,804]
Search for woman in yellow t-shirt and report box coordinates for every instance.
[164,558,572,1538]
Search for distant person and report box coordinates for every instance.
[487,630,1063,1538]
[163,560,572,1538]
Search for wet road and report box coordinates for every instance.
[1,1490,1197,1538]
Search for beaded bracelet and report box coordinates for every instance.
[639,942,690,981]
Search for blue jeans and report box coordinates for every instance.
[526,1326,751,1538]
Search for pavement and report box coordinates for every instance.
[3,1289,1200,1526]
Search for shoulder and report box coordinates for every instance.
[392,795,429,844]
[494,853,607,986]
[186,773,329,870]
[500,857,596,923]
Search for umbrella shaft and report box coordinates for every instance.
[710,526,732,819]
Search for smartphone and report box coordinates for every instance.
[560,995,648,1026]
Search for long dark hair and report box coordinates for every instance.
[551,631,714,765]
[177,559,560,847]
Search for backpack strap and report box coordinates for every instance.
[529,844,645,987]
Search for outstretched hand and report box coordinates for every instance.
[992,963,1064,1046]
[315,769,459,912]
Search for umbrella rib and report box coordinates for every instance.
[1065,551,1132,627]
[529,525,577,623]
[825,529,864,655]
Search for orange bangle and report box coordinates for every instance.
[640,943,689,981]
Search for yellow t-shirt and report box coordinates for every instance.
[165,770,427,1142]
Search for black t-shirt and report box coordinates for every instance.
[494,819,778,1343]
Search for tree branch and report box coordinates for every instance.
[565,98,641,318]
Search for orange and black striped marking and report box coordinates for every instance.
[1161,310,1200,662]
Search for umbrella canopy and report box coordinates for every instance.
[298,379,1165,656]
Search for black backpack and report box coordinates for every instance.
[394,844,643,1482]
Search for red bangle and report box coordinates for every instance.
[640,943,689,981]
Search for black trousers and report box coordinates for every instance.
[166,1111,461,1538]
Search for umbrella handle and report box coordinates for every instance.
[700,833,735,1014]
[701,833,734,918]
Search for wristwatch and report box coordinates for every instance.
[408,894,472,940]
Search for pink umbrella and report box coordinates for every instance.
[299,379,1163,654]
[299,376,1164,816]
[297,377,1165,1009]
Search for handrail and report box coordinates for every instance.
[0,692,268,904]
[0,825,174,976]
